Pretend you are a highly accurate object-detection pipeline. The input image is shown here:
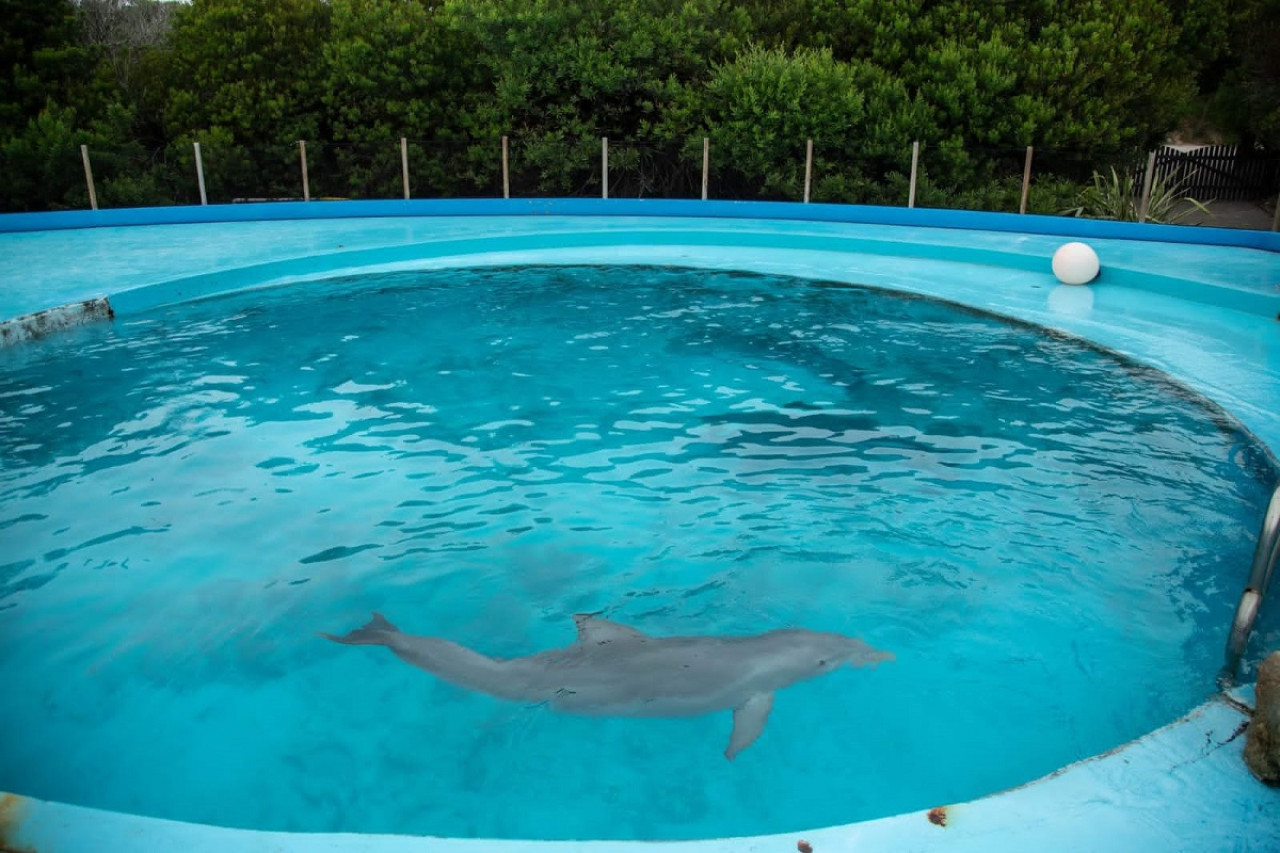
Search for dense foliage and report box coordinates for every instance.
[0,0,1276,211]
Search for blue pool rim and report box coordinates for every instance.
[1,199,1277,852]
[2,197,1278,253]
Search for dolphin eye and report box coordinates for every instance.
[818,659,828,667]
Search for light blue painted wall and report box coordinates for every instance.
[1,198,1278,251]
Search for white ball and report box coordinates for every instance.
[1051,242,1100,285]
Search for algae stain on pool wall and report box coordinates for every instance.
[0,298,113,347]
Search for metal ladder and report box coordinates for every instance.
[1220,483,1280,687]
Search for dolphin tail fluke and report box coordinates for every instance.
[320,612,400,645]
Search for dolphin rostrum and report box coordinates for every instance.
[322,612,893,758]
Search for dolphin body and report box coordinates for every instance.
[322,612,892,758]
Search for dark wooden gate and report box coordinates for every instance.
[1153,145,1280,201]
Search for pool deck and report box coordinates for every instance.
[1,200,1278,852]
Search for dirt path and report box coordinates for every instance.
[1176,199,1276,230]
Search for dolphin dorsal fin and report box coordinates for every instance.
[572,614,649,646]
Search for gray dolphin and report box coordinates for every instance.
[322,612,893,758]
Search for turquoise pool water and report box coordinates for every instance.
[0,264,1273,839]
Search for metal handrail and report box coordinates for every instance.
[1220,483,1280,687]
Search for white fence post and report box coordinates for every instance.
[908,140,920,208]
[80,145,98,210]
[400,137,410,200]
[1138,150,1157,223]
[602,136,609,199]
[701,137,710,201]
[299,140,311,202]
[502,136,510,199]
[194,141,208,206]
[1019,146,1033,214]
[803,138,813,203]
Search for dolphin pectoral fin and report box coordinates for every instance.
[572,613,649,646]
[725,692,774,760]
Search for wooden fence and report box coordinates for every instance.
[1153,145,1280,202]
[63,137,1280,229]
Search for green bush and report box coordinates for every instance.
[1,0,1273,211]
[664,45,919,201]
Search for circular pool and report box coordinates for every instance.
[1,259,1274,840]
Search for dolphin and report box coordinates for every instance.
[322,612,893,758]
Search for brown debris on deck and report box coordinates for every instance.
[0,793,34,853]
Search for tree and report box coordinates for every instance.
[0,0,175,210]
[78,0,175,93]
[443,0,751,194]
[159,0,333,199]
[2,0,1266,210]
[663,45,923,202]
[0,0,94,141]
[1212,0,1280,149]
[733,0,1201,154]
[163,0,332,146]
[320,0,494,197]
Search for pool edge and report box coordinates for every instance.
[2,198,1278,252]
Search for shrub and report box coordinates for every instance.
[1065,167,1209,224]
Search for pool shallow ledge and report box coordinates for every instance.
[3,199,1279,322]
[1,694,1272,852]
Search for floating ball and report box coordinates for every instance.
[1051,242,1100,285]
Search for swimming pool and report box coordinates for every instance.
[1,200,1278,851]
